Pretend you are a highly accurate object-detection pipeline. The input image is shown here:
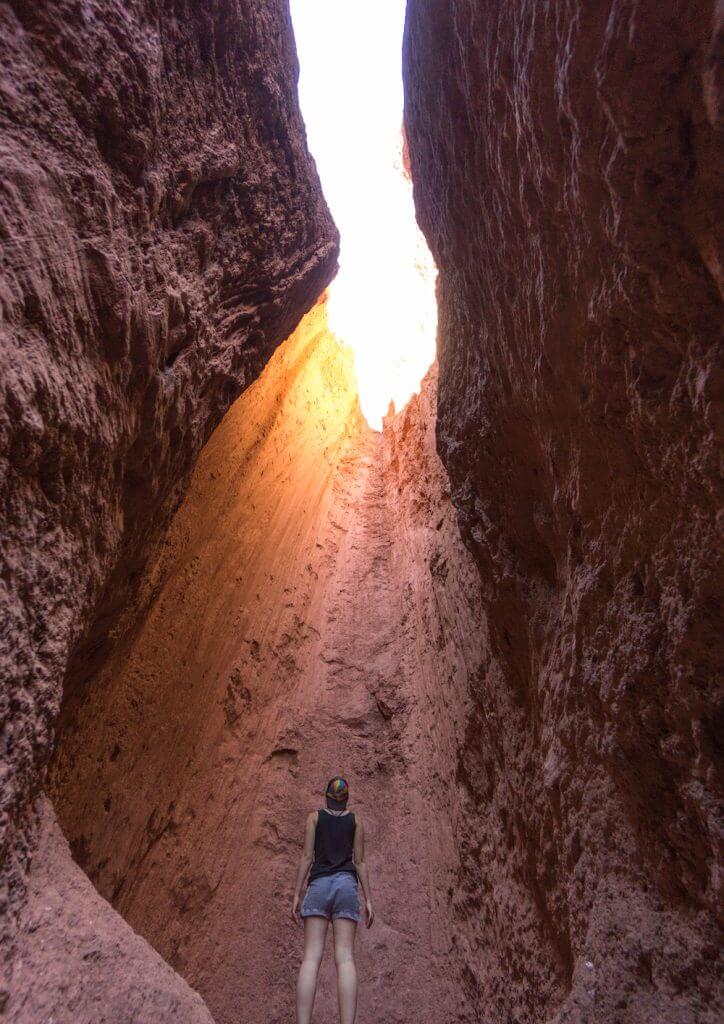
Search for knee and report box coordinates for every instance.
[302,951,323,972]
[334,947,355,969]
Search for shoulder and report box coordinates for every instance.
[307,810,319,826]
[352,813,363,830]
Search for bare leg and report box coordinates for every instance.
[332,918,358,1024]
[297,916,329,1024]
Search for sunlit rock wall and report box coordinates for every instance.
[51,309,487,1023]
[404,1,722,1021]
[0,0,337,1017]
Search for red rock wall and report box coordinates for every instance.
[0,0,336,1016]
[50,308,488,1023]
[7,798,214,1024]
[5,1,722,1020]
[403,2,722,1021]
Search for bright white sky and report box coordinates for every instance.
[290,0,437,430]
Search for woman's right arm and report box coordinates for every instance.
[353,816,374,928]
[291,811,317,923]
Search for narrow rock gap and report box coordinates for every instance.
[46,10,462,1015]
[3,2,719,1022]
[48,302,487,1022]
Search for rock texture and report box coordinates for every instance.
[404,1,723,1021]
[7,796,214,1024]
[0,0,336,1016]
[51,305,486,1023]
[4,1,722,1020]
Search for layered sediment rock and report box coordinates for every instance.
[404,1,723,1021]
[51,306,487,1023]
[0,0,336,1016]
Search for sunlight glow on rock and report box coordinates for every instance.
[290,0,437,430]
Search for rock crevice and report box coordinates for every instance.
[1,2,721,1021]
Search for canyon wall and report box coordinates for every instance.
[404,2,722,1022]
[7,798,215,1024]
[51,305,488,1023]
[4,1,721,1020]
[0,0,336,1017]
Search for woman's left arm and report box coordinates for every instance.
[291,811,317,923]
[353,816,374,928]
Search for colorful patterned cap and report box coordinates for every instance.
[326,776,349,802]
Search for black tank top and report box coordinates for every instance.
[308,810,357,882]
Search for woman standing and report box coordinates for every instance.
[291,776,375,1024]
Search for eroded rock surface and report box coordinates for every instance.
[4,1,721,1020]
[404,1,723,1021]
[7,797,214,1024]
[52,306,486,1023]
[1,0,336,1016]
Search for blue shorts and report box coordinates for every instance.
[301,871,360,922]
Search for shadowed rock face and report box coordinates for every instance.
[403,1,722,1021]
[0,0,336,1016]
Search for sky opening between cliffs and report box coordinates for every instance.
[290,0,437,431]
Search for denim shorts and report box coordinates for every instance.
[301,871,360,922]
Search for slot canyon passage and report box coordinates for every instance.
[0,3,722,1024]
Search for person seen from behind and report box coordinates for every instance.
[292,776,374,1024]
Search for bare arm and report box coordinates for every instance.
[291,811,317,924]
[353,816,374,928]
